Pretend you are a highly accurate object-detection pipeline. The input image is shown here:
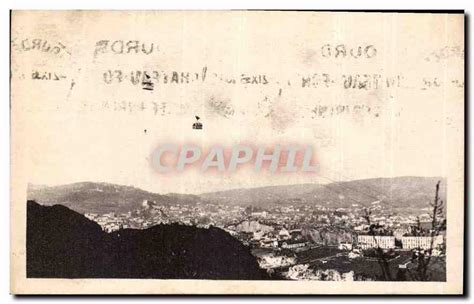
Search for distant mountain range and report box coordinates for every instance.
[27,201,268,279]
[28,176,446,214]
[201,176,447,211]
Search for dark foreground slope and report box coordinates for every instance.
[27,201,268,280]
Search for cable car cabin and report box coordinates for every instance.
[192,122,203,130]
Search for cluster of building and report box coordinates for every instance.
[84,199,445,255]
[357,234,444,250]
[85,200,247,232]
[82,198,446,281]
[285,264,357,281]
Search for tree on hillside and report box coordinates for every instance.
[365,181,446,281]
[407,180,446,281]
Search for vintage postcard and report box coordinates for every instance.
[10,11,464,294]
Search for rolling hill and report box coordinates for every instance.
[27,182,201,214]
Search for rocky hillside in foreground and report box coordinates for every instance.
[27,200,268,280]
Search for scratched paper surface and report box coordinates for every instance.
[11,11,464,294]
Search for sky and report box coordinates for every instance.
[12,11,463,194]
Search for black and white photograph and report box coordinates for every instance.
[5,6,467,297]
[26,177,447,282]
